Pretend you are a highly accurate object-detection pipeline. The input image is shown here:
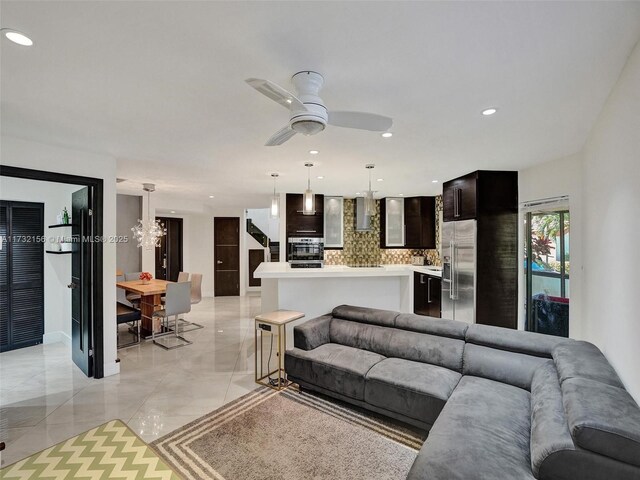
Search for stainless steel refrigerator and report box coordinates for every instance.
[441,219,476,323]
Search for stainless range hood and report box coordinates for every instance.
[354,197,373,231]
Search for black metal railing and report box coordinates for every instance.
[246,219,269,247]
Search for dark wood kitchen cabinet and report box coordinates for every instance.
[414,272,441,318]
[286,193,324,238]
[443,171,517,222]
[404,196,436,249]
[380,196,436,249]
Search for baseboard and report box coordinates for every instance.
[43,331,71,346]
[103,361,120,377]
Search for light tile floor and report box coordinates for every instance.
[0,295,261,466]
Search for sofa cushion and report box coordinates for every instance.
[552,341,624,388]
[462,343,548,390]
[407,376,534,480]
[466,323,570,358]
[530,361,575,478]
[562,377,640,467]
[284,344,385,400]
[331,304,399,327]
[330,318,465,372]
[364,358,461,426]
[395,313,468,340]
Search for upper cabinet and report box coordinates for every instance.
[286,193,324,237]
[443,171,518,222]
[380,197,405,247]
[404,196,436,249]
[324,196,344,248]
[380,196,436,249]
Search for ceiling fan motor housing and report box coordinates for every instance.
[289,71,327,135]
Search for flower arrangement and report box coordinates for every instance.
[139,272,153,285]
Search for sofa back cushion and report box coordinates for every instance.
[552,341,624,388]
[331,305,399,328]
[530,361,575,477]
[562,377,640,467]
[329,318,465,372]
[466,324,571,358]
[395,313,468,340]
[462,344,548,390]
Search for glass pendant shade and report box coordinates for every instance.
[303,188,315,215]
[270,195,279,218]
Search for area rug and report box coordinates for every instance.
[153,387,426,480]
[0,419,181,480]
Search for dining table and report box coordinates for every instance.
[116,278,173,337]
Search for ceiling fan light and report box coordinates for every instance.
[291,120,325,136]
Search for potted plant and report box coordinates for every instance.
[139,272,153,285]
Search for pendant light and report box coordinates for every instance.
[364,164,376,216]
[302,162,315,215]
[270,173,280,218]
[131,183,166,249]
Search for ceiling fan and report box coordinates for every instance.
[245,71,393,146]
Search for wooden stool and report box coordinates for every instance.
[254,310,304,391]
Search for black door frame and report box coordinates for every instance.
[0,165,104,379]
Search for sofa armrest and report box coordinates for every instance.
[293,314,332,350]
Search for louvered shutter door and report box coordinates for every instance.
[0,205,9,349]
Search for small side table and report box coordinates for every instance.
[255,310,305,391]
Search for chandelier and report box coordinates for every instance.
[131,183,166,249]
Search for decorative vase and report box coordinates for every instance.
[141,279,150,285]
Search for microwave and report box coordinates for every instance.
[288,237,324,268]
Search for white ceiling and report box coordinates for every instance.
[2,1,639,209]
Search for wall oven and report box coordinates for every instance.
[288,237,324,268]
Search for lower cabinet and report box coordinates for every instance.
[414,272,441,318]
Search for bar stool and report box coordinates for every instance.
[254,310,304,391]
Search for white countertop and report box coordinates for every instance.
[255,262,442,279]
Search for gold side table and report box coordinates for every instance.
[255,310,305,391]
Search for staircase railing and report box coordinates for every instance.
[246,218,269,247]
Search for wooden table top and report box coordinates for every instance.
[255,310,305,325]
[116,279,172,296]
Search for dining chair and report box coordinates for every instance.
[124,272,142,306]
[177,273,204,332]
[152,281,192,349]
[161,271,189,305]
[116,301,141,348]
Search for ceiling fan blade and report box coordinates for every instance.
[327,111,393,131]
[245,78,306,111]
[265,125,297,146]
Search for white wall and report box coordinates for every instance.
[0,177,80,345]
[116,194,141,274]
[518,153,584,337]
[1,136,119,377]
[581,39,640,401]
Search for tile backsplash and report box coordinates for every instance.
[324,196,442,266]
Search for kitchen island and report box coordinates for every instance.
[254,262,442,346]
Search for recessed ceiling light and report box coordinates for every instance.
[381,132,393,138]
[209,195,215,198]
[317,176,324,179]
[481,108,497,116]
[377,178,384,182]
[432,180,439,183]
[170,210,176,214]
[355,192,361,195]
[2,29,33,46]
[286,99,292,104]
[309,150,319,155]
[398,194,404,196]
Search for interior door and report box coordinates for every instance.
[0,201,44,352]
[214,217,240,296]
[155,217,183,281]
[71,187,93,376]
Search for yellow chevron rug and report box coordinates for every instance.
[0,419,181,480]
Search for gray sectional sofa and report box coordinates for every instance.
[284,305,640,480]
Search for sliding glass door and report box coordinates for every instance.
[524,209,570,337]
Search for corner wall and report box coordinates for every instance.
[1,135,119,377]
[581,40,640,401]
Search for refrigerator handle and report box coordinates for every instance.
[449,240,456,299]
